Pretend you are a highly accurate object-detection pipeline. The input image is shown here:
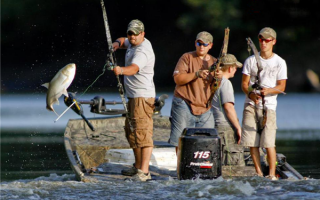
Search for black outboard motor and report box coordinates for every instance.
[177,128,222,180]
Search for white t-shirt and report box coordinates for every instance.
[123,38,156,98]
[242,53,287,110]
[212,77,235,127]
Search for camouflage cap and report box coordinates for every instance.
[221,54,243,68]
[259,27,277,39]
[196,31,213,44]
[127,19,144,35]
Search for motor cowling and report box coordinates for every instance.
[177,128,222,180]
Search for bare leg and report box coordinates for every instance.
[132,148,142,169]
[250,147,263,176]
[266,147,277,176]
[140,146,153,174]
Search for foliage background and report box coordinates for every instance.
[2,0,320,93]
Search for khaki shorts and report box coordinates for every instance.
[241,104,277,148]
[125,97,155,148]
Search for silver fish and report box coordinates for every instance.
[42,63,76,115]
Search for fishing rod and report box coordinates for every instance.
[100,0,134,132]
[246,37,267,133]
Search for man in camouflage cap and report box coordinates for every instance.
[169,31,220,154]
[211,54,245,166]
[241,27,287,180]
[127,19,144,35]
[112,19,155,181]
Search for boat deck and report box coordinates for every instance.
[64,115,302,182]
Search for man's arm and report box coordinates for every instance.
[114,64,139,76]
[261,79,287,96]
[223,102,241,144]
[241,74,250,95]
[112,37,127,50]
[174,70,210,86]
[242,74,261,104]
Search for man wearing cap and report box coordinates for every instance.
[112,19,155,181]
[169,31,218,154]
[241,27,287,180]
[211,54,245,166]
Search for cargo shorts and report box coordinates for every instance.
[125,97,155,148]
[241,104,277,148]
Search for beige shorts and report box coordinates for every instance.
[125,97,155,148]
[241,104,277,148]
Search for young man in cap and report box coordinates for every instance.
[169,31,218,153]
[112,19,155,181]
[241,27,287,180]
[211,54,244,166]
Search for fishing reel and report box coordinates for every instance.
[64,93,95,131]
[154,94,169,115]
[105,52,117,71]
[250,81,262,95]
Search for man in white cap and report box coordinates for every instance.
[169,31,219,154]
[211,54,244,166]
[241,27,287,180]
[112,19,155,181]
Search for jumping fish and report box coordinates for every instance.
[42,63,76,115]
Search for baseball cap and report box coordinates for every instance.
[259,27,277,39]
[127,19,144,35]
[196,31,213,44]
[221,54,243,68]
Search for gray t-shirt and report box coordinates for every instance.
[211,77,235,127]
[124,38,155,98]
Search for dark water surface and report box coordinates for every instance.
[1,93,320,199]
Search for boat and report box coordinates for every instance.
[63,93,305,182]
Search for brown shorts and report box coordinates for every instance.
[125,97,155,148]
[241,104,277,148]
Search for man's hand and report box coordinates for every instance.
[112,42,120,51]
[261,88,271,96]
[198,70,210,79]
[113,66,122,76]
[236,128,242,144]
[248,92,262,104]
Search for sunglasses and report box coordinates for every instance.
[258,38,273,43]
[196,42,210,47]
[127,31,140,36]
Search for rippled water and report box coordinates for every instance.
[1,93,320,199]
[1,174,320,199]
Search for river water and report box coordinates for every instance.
[1,92,320,199]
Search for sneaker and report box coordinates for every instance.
[265,175,278,181]
[130,169,152,182]
[121,164,138,176]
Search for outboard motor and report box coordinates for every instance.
[177,128,222,180]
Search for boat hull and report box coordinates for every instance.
[64,116,304,181]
